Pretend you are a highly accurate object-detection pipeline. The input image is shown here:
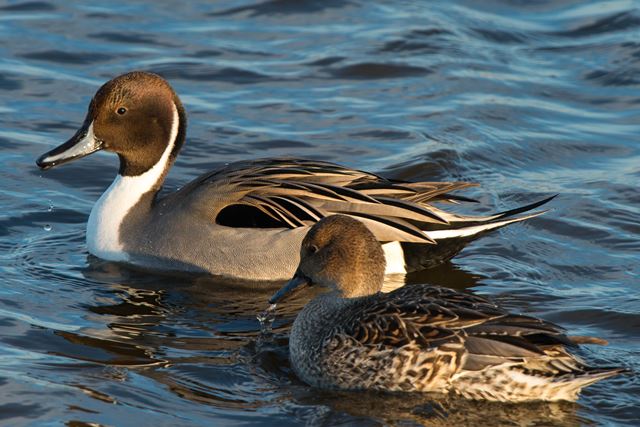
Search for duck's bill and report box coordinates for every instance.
[36,121,103,170]
[269,274,310,304]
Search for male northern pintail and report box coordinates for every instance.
[269,215,625,401]
[37,71,553,281]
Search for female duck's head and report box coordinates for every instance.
[36,71,186,180]
[270,215,386,304]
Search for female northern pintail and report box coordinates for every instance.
[36,71,553,281]
[269,215,625,401]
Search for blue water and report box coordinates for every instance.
[1,1,639,425]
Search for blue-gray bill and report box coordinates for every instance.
[269,274,310,304]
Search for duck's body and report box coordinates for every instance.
[290,285,620,401]
[37,71,552,280]
[270,215,625,402]
[88,156,552,280]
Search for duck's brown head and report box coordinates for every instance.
[269,215,386,304]
[36,71,186,177]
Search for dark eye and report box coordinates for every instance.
[308,245,319,254]
[116,107,127,115]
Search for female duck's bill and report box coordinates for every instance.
[269,274,311,305]
[35,70,555,281]
[270,215,626,402]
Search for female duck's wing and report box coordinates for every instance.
[337,286,582,365]
[337,286,510,349]
[333,286,615,385]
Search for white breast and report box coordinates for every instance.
[86,103,180,261]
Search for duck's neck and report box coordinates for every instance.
[290,293,373,384]
[294,292,365,338]
[86,104,181,261]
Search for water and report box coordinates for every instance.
[257,303,278,333]
[1,0,639,425]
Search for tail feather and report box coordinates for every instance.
[425,195,557,224]
[553,367,627,400]
[399,196,553,272]
[454,363,626,402]
[424,209,549,241]
[576,366,628,381]
[568,335,609,346]
[493,194,558,221]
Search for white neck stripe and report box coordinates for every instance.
[86,102,180,261]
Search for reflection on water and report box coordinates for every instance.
[1,0,639,425]
[293,389,591,426]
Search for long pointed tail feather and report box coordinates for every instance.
[399,196,554,272]
[492,194,558,221]
[426,194,557,224]
[556,367,628,400]
[424,209,549,241]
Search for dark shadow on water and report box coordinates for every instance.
[0,403,49,421]
[88,32,176,47]
[0,74,23,91]
[326,62,432,80]
[0,1,56,12]
[209,0,350,18]
[151,63,280,84]
[547,11,640,38]
[405,261,485,290]
[20,50,115,65]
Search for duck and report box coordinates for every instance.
[36,71,554,281]
[268,215,625,401]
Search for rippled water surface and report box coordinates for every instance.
[1,1,639,425]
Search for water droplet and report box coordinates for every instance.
[47,200,54,212]
[44,224,52,231]
[257,303,278,334]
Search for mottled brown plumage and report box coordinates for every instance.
[271,215,626,401]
